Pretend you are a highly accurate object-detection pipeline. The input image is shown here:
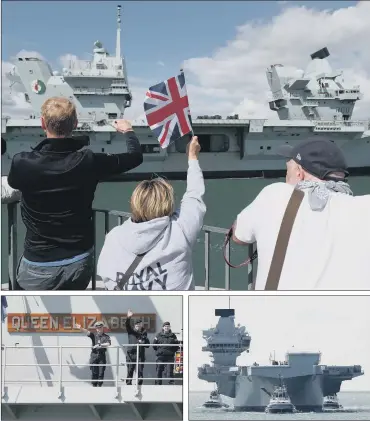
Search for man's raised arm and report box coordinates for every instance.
[75,323,90,336]
[93,120,143,180]
[125,309,137,336]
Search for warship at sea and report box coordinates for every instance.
[197,308,364,412]
[2,5,370,180]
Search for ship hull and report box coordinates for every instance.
[265,403,296,414]
[1,295,183,421]
[239,404,322,412]
[202,402,223,408]
[2,125,370,180]
[233,373,324,412]
[2,154,370,181]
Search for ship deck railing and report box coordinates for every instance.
[5,202,257,291]
[2,345,182,417]
[2,343,182,391]
[1,344,183,399]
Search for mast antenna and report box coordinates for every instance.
[116,5,122,59]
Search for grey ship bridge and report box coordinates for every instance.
[197,308,364,412]
[3,202,257,291]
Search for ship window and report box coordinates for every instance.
[267,146,271,150]
[101,148,105,152]
[260,146,263,150]
[141,144,160,154]
[175,134,229,153]
[108,113,117,119]
[29,70,33,74]
[199,135,211,152]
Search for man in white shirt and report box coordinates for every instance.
[232,139,370,290]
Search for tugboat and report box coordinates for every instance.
[265,378,297,414]
[202,389,229,409]
[323,394,343,411]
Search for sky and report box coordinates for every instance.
[2,1,370,121]
[189,295,370,392]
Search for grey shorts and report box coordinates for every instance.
[15,252,94,291]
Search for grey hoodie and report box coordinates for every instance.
[97,159,206,290]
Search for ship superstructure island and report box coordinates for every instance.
[197,308,364,412]
[2,6,370,180]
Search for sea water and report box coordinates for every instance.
[189,391,370,420]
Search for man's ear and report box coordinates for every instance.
[298,165,305,181]
[41,117,46,131]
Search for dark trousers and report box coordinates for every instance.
[15,253,93,291]
[155,355,174,385]
[126,352,145,385]
[90,355,106,387]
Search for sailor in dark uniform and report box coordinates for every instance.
[153,321,179,385]
[76,321,111,387]
[125,309,150,385]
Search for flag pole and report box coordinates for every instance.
[180,68,194,138]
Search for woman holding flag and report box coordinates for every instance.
[97,135,206,291]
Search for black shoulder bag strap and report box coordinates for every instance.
[264,188,304,290]
[114,253,147,291]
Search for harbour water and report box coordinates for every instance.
[189,391,370,420]
[2,176,369,289]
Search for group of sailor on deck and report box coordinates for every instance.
[75,309,180,387]
[2,97,369,291]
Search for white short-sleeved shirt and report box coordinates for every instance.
[1,176,21,204]
[234,182,370,290]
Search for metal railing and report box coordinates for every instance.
[73,87,128,95]
[6,203,256,291]
[314,120,367,128]
[2,343,183,398]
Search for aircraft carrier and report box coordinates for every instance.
[1,295,183,420]
[197,308,364,412]
[2,5,370,180]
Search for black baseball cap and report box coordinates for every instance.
[277,139,349,181]
[163,322,170,327]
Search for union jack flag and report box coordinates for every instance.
[144,73,192,148]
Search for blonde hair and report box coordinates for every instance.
[131,178,174,222]
[41,97,77,136]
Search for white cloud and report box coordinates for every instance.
[183,1,370,119]
[59,54,79,69]
[2,3,370,122]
